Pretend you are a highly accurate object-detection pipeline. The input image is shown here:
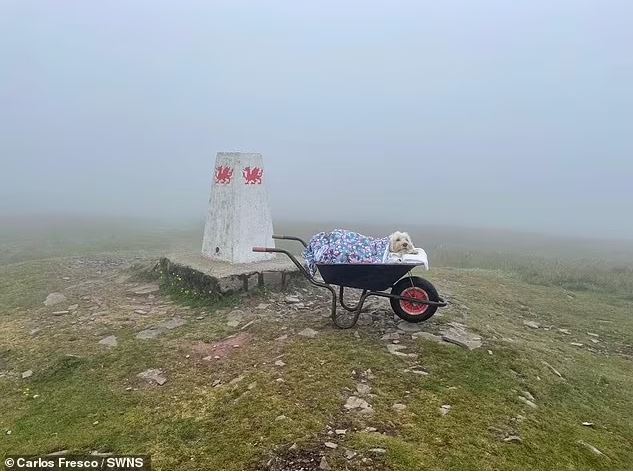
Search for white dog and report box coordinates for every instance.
[389,231,417,254]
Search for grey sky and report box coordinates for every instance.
[1,0,632,238]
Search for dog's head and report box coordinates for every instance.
[389,231,416,254]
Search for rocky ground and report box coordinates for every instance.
[1,252,632,470]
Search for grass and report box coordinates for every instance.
[1,217,632,469]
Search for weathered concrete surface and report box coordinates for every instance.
[159,249,301,297]
[202,152,275,263]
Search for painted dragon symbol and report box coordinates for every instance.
[214,165,233,184]
[242,166,263,184]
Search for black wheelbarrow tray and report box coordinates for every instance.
[253,234,447,328]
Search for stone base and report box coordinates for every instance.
[158,250,302,297]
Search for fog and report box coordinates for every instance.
[1,0,632,239]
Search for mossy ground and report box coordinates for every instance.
[1,223,632,470]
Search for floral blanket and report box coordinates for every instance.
[303,229,389,276]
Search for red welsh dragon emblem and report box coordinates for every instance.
[214,165,233,184]
[242,166,263,184]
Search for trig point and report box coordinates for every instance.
[202,152,275,263]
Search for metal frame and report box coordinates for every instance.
[253,234,447,329]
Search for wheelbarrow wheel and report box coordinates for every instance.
[390,276,439,322]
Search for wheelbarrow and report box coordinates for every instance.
[253,235,447,328]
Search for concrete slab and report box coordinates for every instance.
[159,249,301,297]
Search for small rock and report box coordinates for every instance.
[364,427,377,432]
[98,335,118,348]
[441,327,482,350]
[229,375,244,385]
[298,328,318,338]
[134,309,148,315]
[137,368,167,385]
[275,378,284,383]
[274,360,286,367]
[68,304,79,311]
[344,449,357,460]
[136,328,162,340]
[386,344,417,358]
[275,415,287,421]
[587,332,599,337]
[285,296,301,304]
[247,381,257,390]
[542,360,563,378]
[582,422,594,427]
[356,383,371,395]
[44,292,66,306]
[523,320,540,329]
[504,435,522,443]
[439,404,451,415]
[240,320,256,330]
[406,368,429,376]
[212,379,222,387]
[369,448,386,454]
[93,420,99,426]
[158,317,186,330]
[319,456,330,470]
[344,396,371,410]
[52,311,69,316]
[256,303,270,310]
[576,440,606,457]
[558,328,571,335]
[335,429,347,435]
[522,390,535,402]
[392,403,407,412]
[381,332,400,341]
[518,396,537,409]
[324,442,337,449]
[570,342,584,347]
[125,387,133,391]
[89,451,112,457]
[363,369,376,380]
[22,370,33,379]
[487,350,493,355]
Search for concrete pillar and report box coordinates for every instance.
[202,152,274,263]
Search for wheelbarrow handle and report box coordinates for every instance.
[272,234,308,248]
[252,247,275,253]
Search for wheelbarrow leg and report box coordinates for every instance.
[339,286,368,312]
[332,288,369,329]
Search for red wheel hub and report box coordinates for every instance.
[400,287,429,316]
